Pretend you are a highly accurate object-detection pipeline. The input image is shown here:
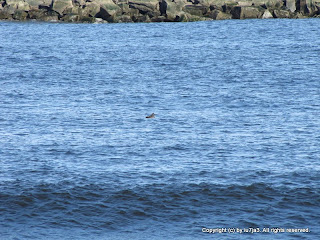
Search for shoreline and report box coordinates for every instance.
[0,0,319,23]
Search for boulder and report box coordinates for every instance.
[273,9,290,18]
[3,0,32,13]
[132,13,151,22]
[222,3,238,14]
[64,5,82,14]
[74,0,85,6]
[209,4,223,11]
[183,3,208,16]
[13,9,28,20]
[129,0,160,18]
[79,0,121,22]
[187,14,210,21]
[296,0,307,13]
[261,9,273,18]
[24,0,52,9]
[52,0,73,15]
[2,4,16,15]
[129,0,159,11]
[203,0,237,7]
[238,1,253,6]
[25,0,41,9]
[95,0,121,21]
[114,14,133,22]
[191,0,218,7]
[285,0,296,12]
[127,7,139,16]
[150,15,166,21]
[294,11,308,17]
[61,13,78,21]
[28,8,59,20]
[28,8,47,18]
[82,2,100,17]
[305,0,318,15]
[231,6,262,19]
[17,1,31,11]
[207,9,232,19]
[171,11,189,21]
[118,2,130,12]
[0,6,14,19]
[159,0,187,21]
[42,15,59,21]
[266,0,283,8]
[94,17,107,22]
[3,0,31,11]
[40,0,53,8]
[77,15,96,22]
[5,0,21,5]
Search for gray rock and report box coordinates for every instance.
[78,15,96,22]
[17,1,31,11]
[3,4,16,15]
[28,9,59,20]
[150,15,166,21]
[13,9,28,20]
[209,4,223,11]
[129,0,159,12]
[293,11,308,18]
[132,13,151,22]
[60,12,95,22]
[94,17,107,23]
[129,0,160,19]
[127,8,139,17]
[0,6,14,19]
[114,14,133,22]
[4,0,30,13]
[5,0,21,5]
[42,15,59,21]
[285,0,296,12]
[261,9,273,18]
[183,3,208,16]
[61,13,78,21]
[28,9,47,18]
[74,0,86,6]
[231,6,262,19]
[160,0,187,21]
[273,9,290,18]
[24,0,52,9]
[52,0,73,15]
[96,0,121,21]
[82,2,100,17]
[296,0,315,14]
[222,3,238,14]
[63,6,82,16]
[118,2,130,12]
[38,0,53,8]
[211,9,232,19]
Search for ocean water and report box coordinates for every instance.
[0,19,319,239]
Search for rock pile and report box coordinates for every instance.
[0,0,319,22]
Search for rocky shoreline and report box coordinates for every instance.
[0,0,319,23]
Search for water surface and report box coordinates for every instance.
[0,19,319,239]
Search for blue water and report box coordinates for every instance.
[0,19,319,239]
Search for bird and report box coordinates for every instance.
[146,113,155,118]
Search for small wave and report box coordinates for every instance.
[1,181,319,238]
[163,144,188,151]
